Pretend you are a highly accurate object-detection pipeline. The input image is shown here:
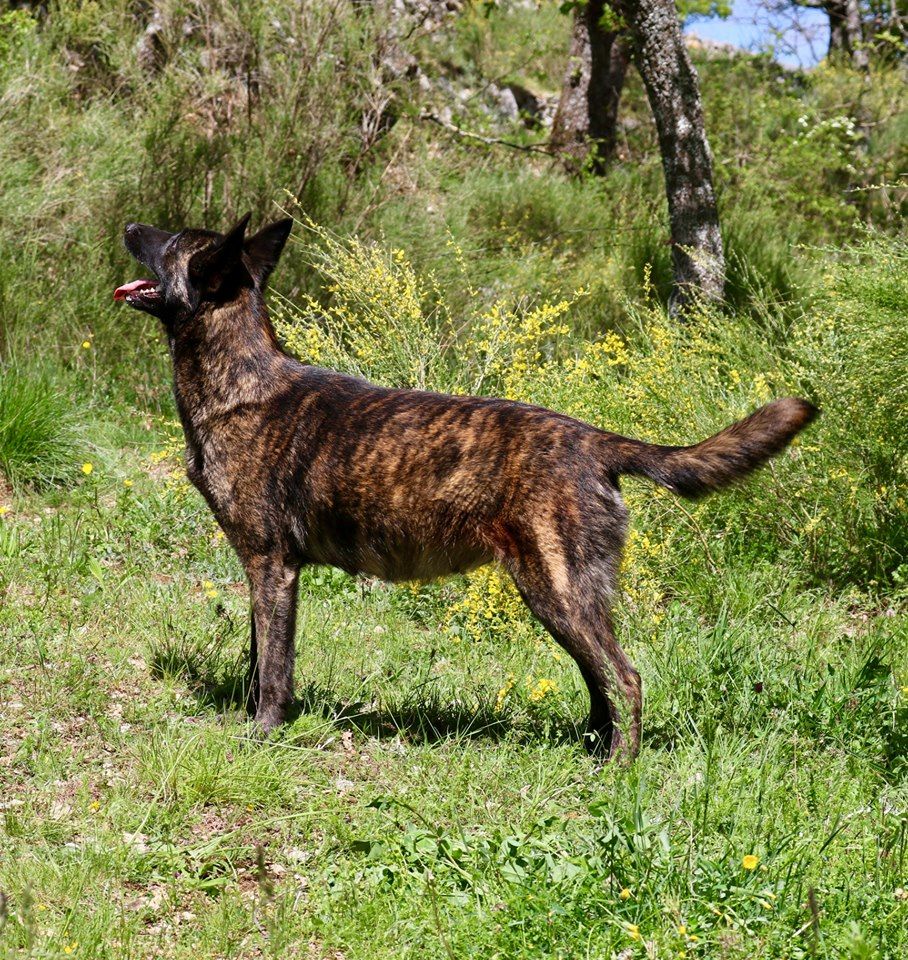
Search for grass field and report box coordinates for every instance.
[1,2,907,958]
[1,425,906,959]
[2,248,907,957]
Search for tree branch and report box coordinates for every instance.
[416,111,554,157]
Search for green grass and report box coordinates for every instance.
[0,446,906,959]
[0,367,82,488]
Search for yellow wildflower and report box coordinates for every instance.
[619,888,631,900]
[82,340,91,349]
[64,944,78,955]
[528,678,557,702]
[495,674,515,712]
[742,854,760,870]
[626,923,640,940]
[81,463,93,475]
[678,924,687,935]
[0,506,8,517]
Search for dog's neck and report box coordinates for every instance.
[168,286,294,432]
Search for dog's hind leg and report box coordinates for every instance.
[576,613,640,761]
[504,471,643,758]
[501,485,640,760]
[245,554,301,733]
[511,566,641,761]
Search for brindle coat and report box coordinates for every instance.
[118,215,817,760]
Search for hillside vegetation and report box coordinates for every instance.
[0,2,906,958]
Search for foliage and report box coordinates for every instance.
[0,366,82,488]
[274,218,580,398]
[788,235,908,582]
[0,2,903,373]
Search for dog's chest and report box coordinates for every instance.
[184,432,261,521]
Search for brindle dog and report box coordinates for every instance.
[117,214,817,761]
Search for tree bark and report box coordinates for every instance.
[551,0,630,174]
[611,0,725,310]
[825,0,870,70]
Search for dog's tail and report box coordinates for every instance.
[612,398,818,499]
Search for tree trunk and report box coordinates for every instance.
[611,0,725,311]
[551,0,630,174]
[825,0,869,70]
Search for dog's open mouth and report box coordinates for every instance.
[113,279,160,304]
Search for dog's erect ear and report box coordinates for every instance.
[244,218,292,289]
[189,212,251,295]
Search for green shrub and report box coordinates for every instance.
[0,366,82,487]
[788,234,908,583]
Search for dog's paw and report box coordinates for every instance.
[253,706,286,737]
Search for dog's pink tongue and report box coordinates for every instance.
[113,279,155,301]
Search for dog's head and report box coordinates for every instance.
[116,214,292,326]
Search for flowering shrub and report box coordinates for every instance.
[446,565,533,645]
[273,218,581,398]
[273,220,447,391]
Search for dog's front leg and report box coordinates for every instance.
[245,555,301,733]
